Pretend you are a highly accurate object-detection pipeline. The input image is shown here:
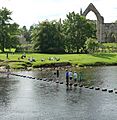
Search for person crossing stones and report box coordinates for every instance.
[69,70,73,86]
[73,71,78,83]
[79,71,83,82]
[65,69,69,86]
[57,69,59,78]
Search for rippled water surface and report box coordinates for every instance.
[0,66,117,120]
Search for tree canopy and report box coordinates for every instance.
[0,7,20,52]
[0,8,96,54]
[62,12,96,53]
[31,20,65,53]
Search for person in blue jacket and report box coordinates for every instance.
[65,69,69,86]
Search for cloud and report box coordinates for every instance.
[0,0,117,27]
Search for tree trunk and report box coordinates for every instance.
[1,36,5,53]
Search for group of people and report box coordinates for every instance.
[65,69,83,86]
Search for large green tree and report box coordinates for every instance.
[7,22,20,49]
[31,20,64,53]
[0,7,20,52]
[0,7,12,52]
[62,12,96,53]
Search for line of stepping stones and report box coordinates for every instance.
[10,73,117,94]
[10,73,64,85]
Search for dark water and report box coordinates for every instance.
[0,66,117,120]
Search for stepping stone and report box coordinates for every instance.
[95,87,100,90]
[60,82,63,84]
[43,78,47,81]
[89,86,94,89]
[56,81,59,83]
[79,84,83,87]
[115,90,117,94]
[108,89,113,93]
[74,83,77,87]
[102,88,107,91]
[27,76,30,78]
[69,83,73,86]
[84,86,88,88]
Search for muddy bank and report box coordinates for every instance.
[33,62,71,68]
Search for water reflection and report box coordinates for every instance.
[0,77,18,106]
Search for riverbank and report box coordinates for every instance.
[0,53,117,69]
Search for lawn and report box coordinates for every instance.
[0,53,117,69]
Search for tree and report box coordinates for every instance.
[0,7,20,52]
[84,38,100,53]
[62,12,96,53]
[31,20,65,53]
[7,23,20,49]
[0,7,12,52]
[21,26,31,43]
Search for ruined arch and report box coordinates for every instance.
[82,3,104,23]
[82,3,104,42]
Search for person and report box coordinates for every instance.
[69,71,73,81]
[73,71,77,83]
[57,69,59,78]
[65,69,69,86]
[6,65,10,78]
[79,71,83,82]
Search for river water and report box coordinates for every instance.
[0,66,117,120]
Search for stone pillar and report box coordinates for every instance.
[96,21,100,42]
[97,22,104,42]
[99,23,103,42]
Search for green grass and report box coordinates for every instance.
[0,48,16,53]
[1,53,117,69]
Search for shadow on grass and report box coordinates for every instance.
[91,53,116,59]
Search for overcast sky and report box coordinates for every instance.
[0,0,117,28]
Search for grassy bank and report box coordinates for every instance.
[0,53,117,69]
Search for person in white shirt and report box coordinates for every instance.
[73,71,77,83]
[69,71,73,81]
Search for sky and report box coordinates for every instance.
[0,0,117,28]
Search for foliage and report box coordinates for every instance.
[0,8,96,54]
[31,20,65,53]
[84,38,100,53]
[20,26,32,43]
[15,44,33,53]
[0,7,12,52]
[0,7,20,52]
[6,22,20,49]
[62,12,96,53]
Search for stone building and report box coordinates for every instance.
[81,3,117,42]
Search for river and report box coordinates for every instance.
[0,66,117,120]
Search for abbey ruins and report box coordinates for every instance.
[81,3,117,42]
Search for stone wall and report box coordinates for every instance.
[102,23,117,42]
[82,3,117,43]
